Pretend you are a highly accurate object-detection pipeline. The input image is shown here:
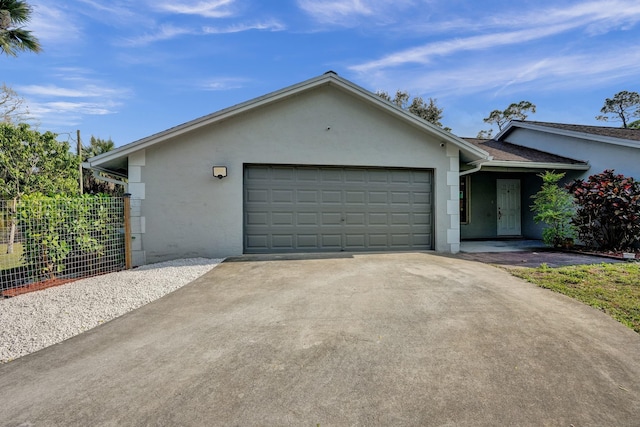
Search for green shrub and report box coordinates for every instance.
[531,171,576,247]
[16,194,123,281]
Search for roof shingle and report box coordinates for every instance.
[512,120,640,142]
[462,138,587,164]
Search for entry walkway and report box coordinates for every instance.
[460,239,545,253]
[458,240,623,268]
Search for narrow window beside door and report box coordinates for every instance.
[460,176,469,224]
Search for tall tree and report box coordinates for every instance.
[0,122,78,253]
[1,83,29,123]
[595,90,640,128]
[81,136,121,195]
[377,90,451,131]
[482,100,536,132]
[0,0,41,56]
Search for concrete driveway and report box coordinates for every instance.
[1,253,639,426]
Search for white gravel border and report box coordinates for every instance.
[1,258,223,363]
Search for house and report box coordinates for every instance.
[459,121,640,240]
[87,72,640,265]
[87,72,490,265]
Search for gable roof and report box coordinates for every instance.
[497,120,640,149]
[462,138,589,171]
[87,71,490,176]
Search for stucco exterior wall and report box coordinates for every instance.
[132,85,458,263]
[506,128,639,180]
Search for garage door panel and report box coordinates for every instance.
[246,234,269,250]
[345,191,366,204]
[391,192,410,204]
[369,192,388,204]
[246,212,269,225]
[322,190,342,203]
[322,212,342,225]
[272,212,294,225]
[368,170,389,183]
[391,213,410,225]
[272,189,294,203]
[413,171,432,184]
[345,213,365,225]
[413,191,431,205]
[321,234,342,248]
[297,212,319,226]
[321,169,343,182]
[344,169,366,183]
[297,168,320,182]
[369,213,388,225]
[391,170,412,183]
[272,166,295,180]
[244,165,432,253]
[413,233,431,246]
[297,235,319,248]
[368,234,389,247]
[272,235,294,248]
[345,234,366,248]
[246,189,269,203]
[297,190,318,203]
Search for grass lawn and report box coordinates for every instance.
[511,263,640,334]
[0,242,24,270]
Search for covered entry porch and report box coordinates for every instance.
[459,138,590,241]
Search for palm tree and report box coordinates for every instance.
[0,0,41,56]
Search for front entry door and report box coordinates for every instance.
[497,179,521,236]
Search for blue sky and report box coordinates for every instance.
[3,0,640,146]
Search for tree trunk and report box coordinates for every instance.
[6,198,17,254]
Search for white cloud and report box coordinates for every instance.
[363,47,640,100]
[200,76,250,91]
[154,0,236,18]
[297,0,415,26]
[351,0,640,73]
[17,70,131,126]
[123,24,197,46]
[18,84,128,99]
[203,20,285,34]
[297,0,372,23]
[31,101,117,116]
[351,24,575,73]
[405,0,640,35]
[124,19,284,46]
[29,3,83,46]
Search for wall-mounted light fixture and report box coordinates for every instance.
[212,166,228,179]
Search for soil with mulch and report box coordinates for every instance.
[570,248,640,260]
[1,277,79,298]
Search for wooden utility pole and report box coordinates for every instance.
[77,129,83,195]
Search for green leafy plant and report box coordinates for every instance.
[16,194,124,282]
[567,170,640,251]
[17,194,70,279]
[530,171,576,247]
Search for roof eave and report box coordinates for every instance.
[483,160,591,170]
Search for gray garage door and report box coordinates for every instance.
[244,165,433,253]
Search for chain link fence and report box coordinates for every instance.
[1,195,128,295]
